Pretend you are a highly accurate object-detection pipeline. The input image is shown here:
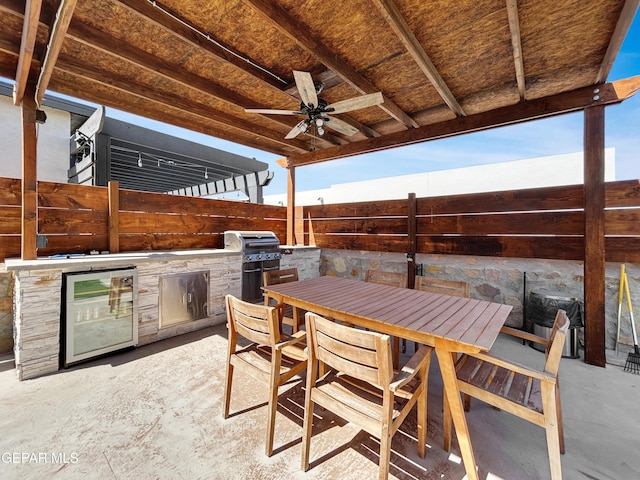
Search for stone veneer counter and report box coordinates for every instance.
[5,249,242,380]
[4,247,321,380]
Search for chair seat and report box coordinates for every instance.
[455,355,543,414]
[232,341,306,377]
[313,372,422,430]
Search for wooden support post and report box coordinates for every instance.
[295,206,305,246]
[583,105,606,367]
[407,193,417,289]
[21,95,38,260]
[286,165,296,246]
[108,181,120,253]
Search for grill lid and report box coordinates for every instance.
[224,230,280,252]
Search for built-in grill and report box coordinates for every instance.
[224,231,281,303]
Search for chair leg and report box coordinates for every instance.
[378,429,392,480]
[392,337,400,369]
[301,361,318,471]
[555,381,565,454]
[223,362,233,419]
[265,378,279,456]
[443,389,452,452]
[541,383,563,480]
[416,362,429,458]
[464,394,471,412]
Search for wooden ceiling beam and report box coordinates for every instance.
[66,22,341,149]
[35,0,77,106]
[102,1,345,148]
[370,0,465,117]
[13,0,42,105]
[244,0,419,130]
[283,76,640,167]
[115,0,286,89]
[55,55,311,153]
[596,0,640,82]
[506,0,526,100]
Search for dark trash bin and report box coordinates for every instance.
[526,291,583,358]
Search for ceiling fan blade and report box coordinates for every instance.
[327,92,384,114]
[244,108,301,115]
[293,70,319,108]
[325,115,360,136]
[285,120,309,139]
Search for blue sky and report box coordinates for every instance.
[106,12,640,196]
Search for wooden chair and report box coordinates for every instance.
[263,268,304,333]
[301,312,432,480]
[443,309,570,480]
[223,294,307,456]
[364,269,408,367]
[365,269,407,288]
[414,276,470,298]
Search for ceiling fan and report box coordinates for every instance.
[245,71,384,139]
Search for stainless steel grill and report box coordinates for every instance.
[224,231,281,303]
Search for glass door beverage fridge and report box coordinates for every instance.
[61,268,138,367]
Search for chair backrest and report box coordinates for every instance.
[306,312,393,388]
[365,269,407,288]
[414,276,470,298]
[263,267,299,287]
[226,294,280,346]
[544,309,570,375]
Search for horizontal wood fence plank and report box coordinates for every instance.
[416,184,584,215]
[39,209,109,235]
[0,236,20,261]
[305,199,408,218]
[416,235,584,260]
[119,189,285,219]
[605,208,640,235]
[119,233,224,251]
[38,182,109,209]
[0,207,21,234]
[37,234,109,256]
[605,179,640,207]
[0,178,22,206]
[606,237,640,263]
[417,211,584,235]
[310,233,408,252]
[119,212,285,235]
[307,217,407,235]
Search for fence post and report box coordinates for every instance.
[108,181,120,253]
[407,193,417,289]
[20,95,38,260]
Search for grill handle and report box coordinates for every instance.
[243,267,262,273]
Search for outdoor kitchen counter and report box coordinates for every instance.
[2,249,238,272]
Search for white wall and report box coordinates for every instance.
[0,95,70,182]
[264,149,616,206]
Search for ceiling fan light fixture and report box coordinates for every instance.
[314,117,324,127]
[298,119,310,134]
[317,125,325,136]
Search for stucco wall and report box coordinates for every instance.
[0,95,70,182]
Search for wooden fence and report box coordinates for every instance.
[302,180,640,263]
[2,177,639,264]
[0,178,286,262]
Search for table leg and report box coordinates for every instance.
[435,343,478,480]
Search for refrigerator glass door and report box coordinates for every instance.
[64,268,138,366]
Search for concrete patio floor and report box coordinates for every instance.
[1,324,639,480]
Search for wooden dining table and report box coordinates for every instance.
[263,275,513,480]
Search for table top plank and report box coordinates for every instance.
[263,276,512,352]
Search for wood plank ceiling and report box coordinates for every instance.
[0,0,639,168]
